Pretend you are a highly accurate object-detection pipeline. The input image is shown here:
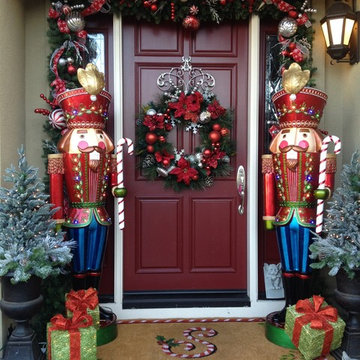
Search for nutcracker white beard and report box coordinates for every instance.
[88,150,102,172]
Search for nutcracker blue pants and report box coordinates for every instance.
[67,217,108,273]
[275,216,313,274]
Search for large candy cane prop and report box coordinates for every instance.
[116,138,134,230]
[316,135,341,234]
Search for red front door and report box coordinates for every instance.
[121,21,249,307]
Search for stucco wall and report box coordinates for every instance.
[0,0,26,179]
[24,0,50,174]
[0,0,26,352]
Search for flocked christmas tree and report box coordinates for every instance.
[0,146,73,283]
[310,150,360,279]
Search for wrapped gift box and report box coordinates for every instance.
[47,312,97,360]
[65,288,100,330]
[285,295,345,360]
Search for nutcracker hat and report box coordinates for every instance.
[272,63,327,130]
[57,64,111,130]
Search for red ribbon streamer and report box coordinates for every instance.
[65,288,99,312]
[292,295,338,356]
[81,0,107,17]
[48,311,93,360]
[269,0,309,26]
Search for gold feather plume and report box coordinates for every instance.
[282,63,310,95]
[77,63,105,95]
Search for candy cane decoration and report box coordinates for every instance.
[159,327,217,358]
[116,138,134,230]
[316,135,341,234]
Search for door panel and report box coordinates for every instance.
[121,21,248,299]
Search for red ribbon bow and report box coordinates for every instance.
[66,288,99,313]
[292,295,338,356]
[48,311,93,360]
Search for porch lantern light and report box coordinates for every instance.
[321,0,360,64]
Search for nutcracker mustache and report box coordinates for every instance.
[78,146,105,154]
[280,145,308,153]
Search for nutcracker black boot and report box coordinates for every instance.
[72,273,87,290]
[272,272,296,324]
[86,272,101,290]
[295,273,311,302]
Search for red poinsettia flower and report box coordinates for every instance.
[168,93,187,118]
[168,91,203,123]
[170,157,198,185]
[155,150,174,166]
[143,114,165,131]
[207,99,226,119]
[203,149,226,175]
[185,92,203,112]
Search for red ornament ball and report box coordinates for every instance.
[288,42,296,51]
[159,135,166,143]
[212,123,222,132]
[182,15,200,31]
[162,159,170,167]
[146,145,155,153]
[219,0,226,5]
[193,175,199,181]
[209,131,221,143]
[145,132,158,144]
[151,4,157,11]
[67,64,77,75]
[203,149,212,157]
[220,128,229,136]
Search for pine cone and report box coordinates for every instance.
[142,154,156,168]
[204,176,214,187]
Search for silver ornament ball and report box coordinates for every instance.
[278,17,298,38]
[66,11,85,32]
[222,155,230,163]
[146,109,157,116]
[199,111,211,124]
[58,58,67,66]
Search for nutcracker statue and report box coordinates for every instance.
[47,64,119,301]
[262,64,340,334]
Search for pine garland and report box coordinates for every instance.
[310,151,360,279]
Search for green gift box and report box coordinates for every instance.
[47,312,97,360]
[65,288,100,330]
[285,295,345,360]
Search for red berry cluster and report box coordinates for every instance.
[143,0,158,12]
[170,2,175,21]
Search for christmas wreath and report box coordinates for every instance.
[136,59,235,191]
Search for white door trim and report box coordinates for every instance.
[108,14,284,319]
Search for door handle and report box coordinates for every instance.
[236,165,246,215]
